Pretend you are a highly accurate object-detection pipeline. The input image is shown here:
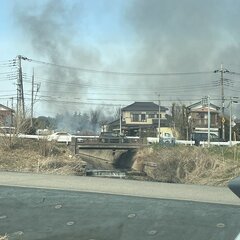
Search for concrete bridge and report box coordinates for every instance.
[71,137,145,153]
[77,143,144,150]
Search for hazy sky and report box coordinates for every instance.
[1,0,240,116]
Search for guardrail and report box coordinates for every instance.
[74,136,142,144]
[1,133,240,147]
[175,140,240,146]
[0,133,45,140]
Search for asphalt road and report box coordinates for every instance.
[0,172,240,240]
[0,171,239,205]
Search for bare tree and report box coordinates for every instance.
[90,108,102,133]
[171,102,188,139]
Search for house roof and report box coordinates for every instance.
[187,101,220,111]
[108,118,120,126]
[0,104,14,112]
[122,102,168,112]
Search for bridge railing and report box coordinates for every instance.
[73,136,143,144]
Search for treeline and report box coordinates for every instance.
[32,109,114,134]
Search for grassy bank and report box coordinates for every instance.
[0,138,86,175]
[132,144,240,186]
[1,137,240,186]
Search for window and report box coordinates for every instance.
[132,114,139,122]
[199,113,205,118]
[141,114,146,122]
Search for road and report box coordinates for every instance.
[0,172,239,240]
[0,172,239,205]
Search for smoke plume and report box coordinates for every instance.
[13,0,240,116]
[124,0,240,107]
[14,0,102,112]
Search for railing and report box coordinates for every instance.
[2,133,239,147]
[74,136,142,144]
[191,119,219,128]
[175,140,240,146]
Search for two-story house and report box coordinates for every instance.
[186,101,220,137]
[0,104,14,126]
[107,102,172,137]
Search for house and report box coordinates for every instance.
[107,102,173,137]
[186,101,220,137]
[0,104,14,126]
[233,118,240,141]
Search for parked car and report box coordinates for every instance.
[99,132,128,143]
[48,132,72,144]
[191,132,223,142]
[76,137,84,143]
[147,133,175,145]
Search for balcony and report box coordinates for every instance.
[191,119,219,128]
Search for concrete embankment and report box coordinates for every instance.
[78,149,136,170]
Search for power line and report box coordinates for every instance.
[0,90,16,92]
[5,56,239,115]
[22,97,124,107]
[24,76,218,92]
[86,97,224,102]
[228,71,240,75]
[24,89,217,97]
[0,71,17,75]
[0,94,17,97]
[21,56,213,76]
[0,59,16,63]
[24,83,218,95]
[23,94,224,103]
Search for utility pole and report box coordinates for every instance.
[17,55,25,119]
[214,64,229,140]
[220,64,225,140]
[220,64,224,114]
[119,105,122,135]
[16,56,21,132]
[158,94,161,139]
[11,97,13,110]
[229,97,238,146]
[31,68,34,127]
[207,96,210,147]
[229,98,233,146]
[10,97,13,126]
[16,58,20,121]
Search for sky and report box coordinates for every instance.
[1,0,240,117]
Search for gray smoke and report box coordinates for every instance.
[13,0,102,112]
[124,0,240,108]
[13,0,240,116]
[125,0,240,70]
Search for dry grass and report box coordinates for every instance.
[0,139,86,176]
[0,235,8,240]
[1,137,240,187]
[38,156,86,175]
[132,145,240,186]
